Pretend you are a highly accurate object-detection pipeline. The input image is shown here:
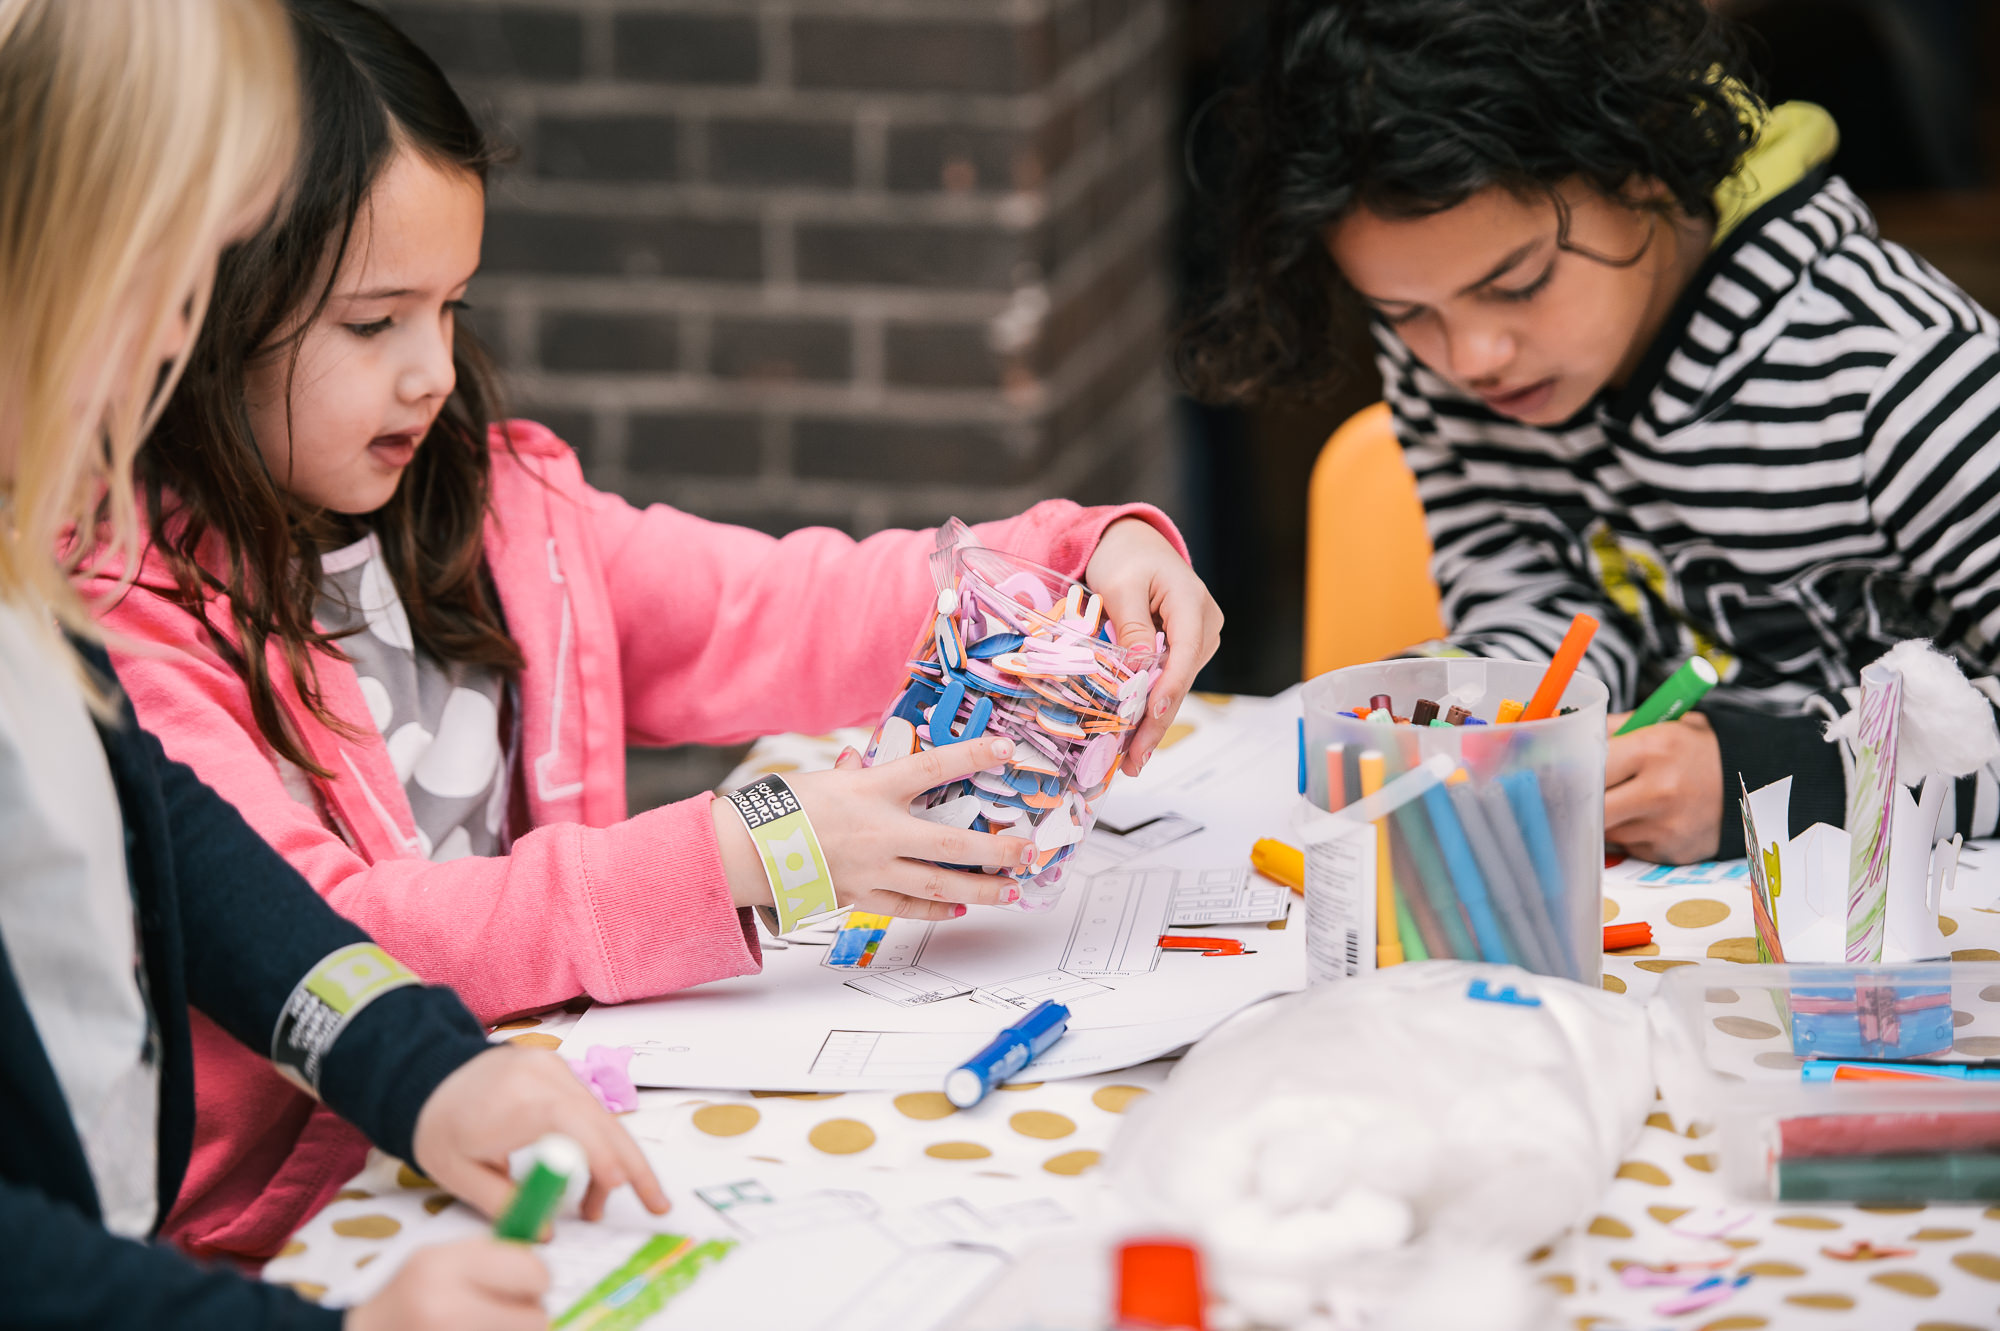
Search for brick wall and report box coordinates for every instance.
[381,0,1181,539]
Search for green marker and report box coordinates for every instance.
[493,1133,585,1242]
[1614,656,1719,735]
[1778,1151,2000,1203]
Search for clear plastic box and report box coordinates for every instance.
[1655,962,2000,1203]
[1299,658,1607,984]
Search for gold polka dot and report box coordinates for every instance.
[1775,1214,1842,1230]
[1647,1205,1690,1225]
[355,1254,377,1269]
[1983,986,2000,1004]
[331,1215,401,1239]
[1783,1293,1854,1310]
[894,1093,958,1121]
[1092,1085,1150,1113]
[1754,1051,1803,1069]
[750,1090,843,1099]
[422,1193,454,1215]
[1917,1323,1992,1331]
[1719,1236,1760,1250]
[1856,1203,1925,1214]
[1541,1274,1576,1294]
[1952,949,2000,962]
[1528,1245,1554,1264]
[1668,899,1731,929]
[490,1016,541,1031]
[1266,916,1290,930]
[1741,1261,1804,1277]
[1911,1227,1972,1242]
[1010,1110,1076,1139]
[1157,723,1195,750]
[1644,1111,1676,1132]
[1705,986,1740,1003]
[1636,958,1697,972]
[693,1104,762,1137]
[285,1282,328,1303]
[507,1032,562,1049]
[1602,974,1627,993]
[999,1082,1043,1092]
[1869,1270,1939,1297]
[1696,1318,1767,1330]
[1950,1252,2000,1281]
[1707,937,1759,963]
[749,1155,782,1164]
[277,1240,306,1259]
[1615,1161,1670,1186]
[753,761,800,775]
[925,1141,992,1160]
[808,1119,876,1154]
[1713,1015,1781,1040]
[1042,1149,1102,1175]
[1955,1010,1973,1027]
[1941,915,1960,936]
[1957,1037,2000,1057]
[333,1188,371,1201]
[395,1166,431,1190]
[1587,1215,1633,1237]
[1603,899,1620,923]
[1685,1153,1717,1172]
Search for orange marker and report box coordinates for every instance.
[1520,614,1599,721]
[1831,1064,1952,1084]
[1359,751,1402,967]
[1251,838,1305,892]
[1603,921,1653,951]
[1494,699,1525,724]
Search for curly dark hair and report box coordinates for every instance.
[1178,0,1759,403]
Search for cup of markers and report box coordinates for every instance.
[1298,619,1611,986]
[857,519,1163,923]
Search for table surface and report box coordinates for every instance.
[267,697,2000,1330]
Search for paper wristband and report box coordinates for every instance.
[271,942,421,1096]
[723,774,839,933]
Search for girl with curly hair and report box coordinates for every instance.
[1185,0,2000,865]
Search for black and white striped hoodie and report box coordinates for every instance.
[1382,171,2000,855]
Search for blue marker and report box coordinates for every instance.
[1802,1060,2000,1083]
[1502,770,1575,971]
[945,1000,1070,1108]
[1420,783,1515,965]
[1296,717,1307,796]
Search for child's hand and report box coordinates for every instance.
[346,1238,548,1331]
[410,1046,670,1224]
[713,736,1035,921]
[1604,711,1723,864]
[1083,517,1224,774]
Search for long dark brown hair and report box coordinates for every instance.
[136,0,523,776]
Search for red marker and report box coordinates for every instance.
[1604,922,1652,951]
[1158,936,1252,956]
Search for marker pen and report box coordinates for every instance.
[945,1000,1070,1108]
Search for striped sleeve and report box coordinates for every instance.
[1381,346,1645,708]
[1863,327,2000,839]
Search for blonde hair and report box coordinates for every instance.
[0,0,296,687]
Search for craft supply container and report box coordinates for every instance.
[1300,657,1607,985]
[1657,963,2000,1203]
[862,519,1162,911]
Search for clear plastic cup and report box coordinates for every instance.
[1300,658,1607,984]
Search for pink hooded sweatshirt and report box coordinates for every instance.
[87,421,1186,1262]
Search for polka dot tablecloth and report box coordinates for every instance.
[267,704,2000,1329]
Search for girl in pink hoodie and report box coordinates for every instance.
[87,0,1220,1266]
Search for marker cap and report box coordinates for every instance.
[1117,1238,1206,1330]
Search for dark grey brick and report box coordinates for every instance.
[708,119,854,189]
[792,17,1052,95]
[711,317,851,382]
[885,125,1027,194]
[538,312,681,373]
[796,221,1024,290]
[884,322,1002,389]
[627,412,763,475]
[612,13,760,84]
[381,3,583,81]
[794,417,1029,483]
[536,114,678,182]
[484,212,762,281]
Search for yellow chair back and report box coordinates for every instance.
[1302,402,1447,678]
